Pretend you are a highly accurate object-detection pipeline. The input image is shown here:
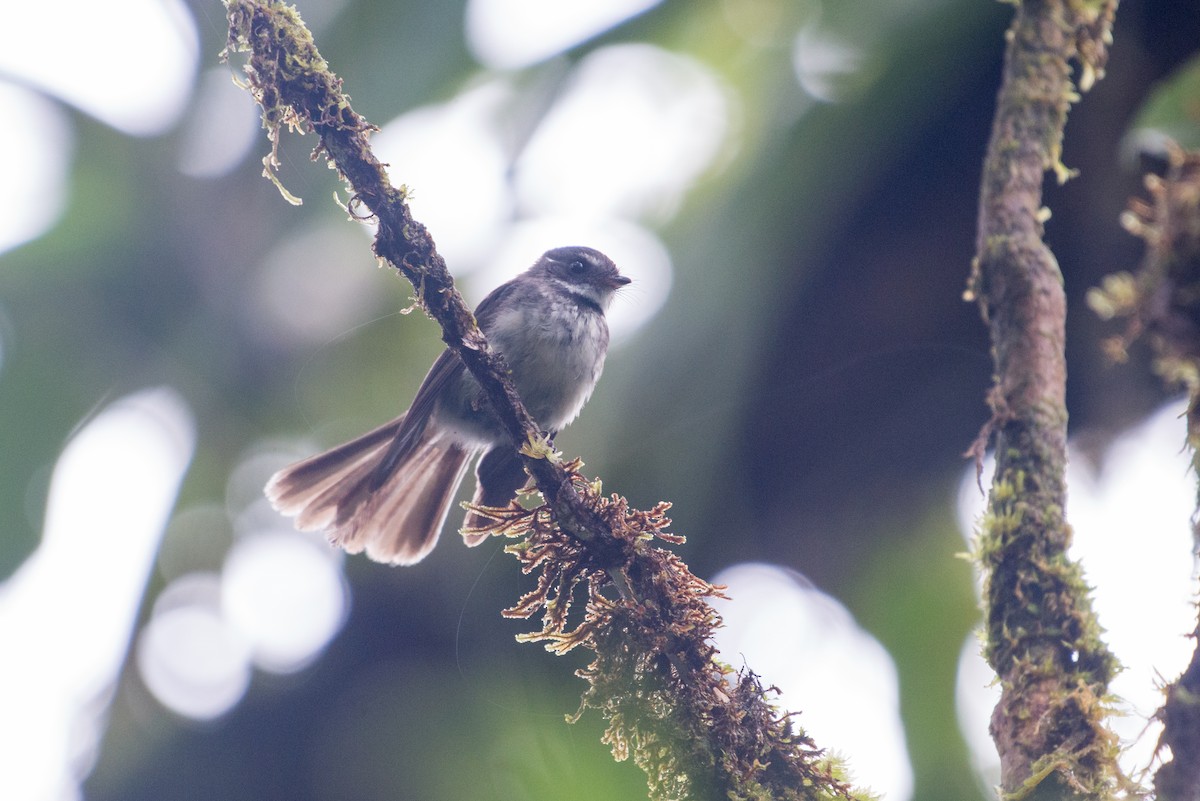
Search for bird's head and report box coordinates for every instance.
[534,246,631,310]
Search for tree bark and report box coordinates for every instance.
[968,1,1125,798]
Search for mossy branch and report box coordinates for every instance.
[966,1,1127,799]
[223,3,867,799]
[221,0,602,542]
[1088,144,1200,801]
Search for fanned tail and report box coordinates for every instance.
[266,416,472,565]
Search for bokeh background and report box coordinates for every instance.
[2,1,1200,799]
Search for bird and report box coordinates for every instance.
[265,246,630,565]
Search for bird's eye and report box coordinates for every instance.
[568,260,585,274]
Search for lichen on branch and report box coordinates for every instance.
[223,2,868,798]
[966,0,1126,799]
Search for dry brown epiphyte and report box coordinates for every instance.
[467,466,861,801]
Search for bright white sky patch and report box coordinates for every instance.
[374,79,515,271]
[465,0,664,70]
[0,388,195,801]
[0,84,73,257]
[956,400,1199,783]
[138,573,254,721]
[221,530,348,674]
[178,68,264,178]
[137,445,352,718]
[792,22,873,103]
[711,563,914,801]
[514,44,732,223]
[0,0,198,136]
[954,636,1000,792]
[250,222,386,349]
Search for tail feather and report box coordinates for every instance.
[265,416,473,565]
[269,416,402,500]
[336,440,470,564]
[266,417,399,531]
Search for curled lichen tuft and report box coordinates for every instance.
[224,0,378,204]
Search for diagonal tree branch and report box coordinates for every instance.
[965,1,1127,799]
[225,0,605,545]
[223,3,867,799]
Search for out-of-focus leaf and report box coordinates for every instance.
[1129,53,1200,150]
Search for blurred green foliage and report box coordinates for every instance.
[1131,53,1200,149]
[1,0,1197,799]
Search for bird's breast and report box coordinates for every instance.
[489,297,609,431]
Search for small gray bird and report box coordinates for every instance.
[265,246,630,565]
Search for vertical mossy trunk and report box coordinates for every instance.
[968,1,1124,798]
[1156,623,1200,801]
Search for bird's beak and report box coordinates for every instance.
[611,275,632,288]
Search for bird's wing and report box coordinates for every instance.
[264,414,405,530]
[366,279,521,490]
[368,347,461,490]
[472,278,523,332]
[334,435,472,565]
